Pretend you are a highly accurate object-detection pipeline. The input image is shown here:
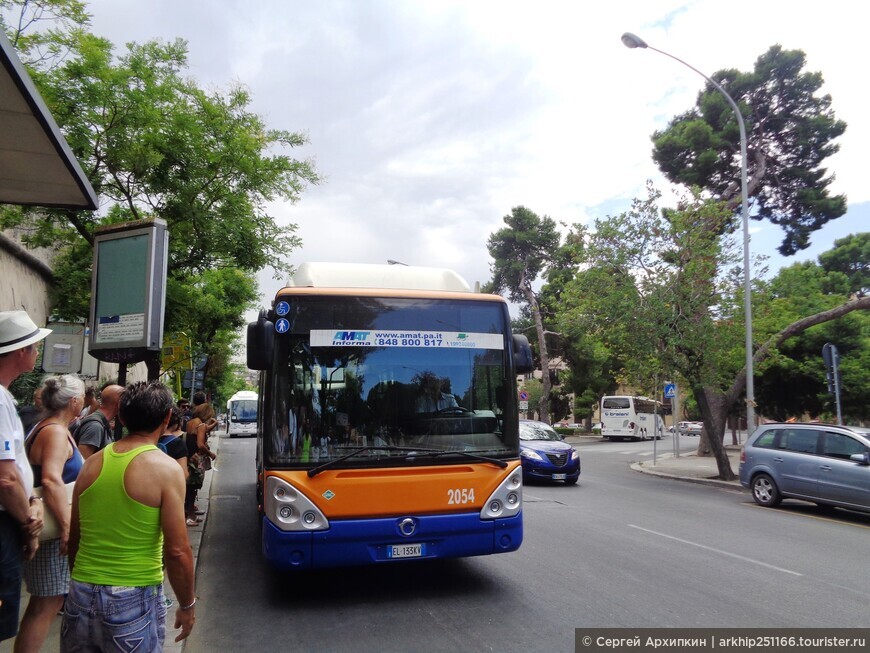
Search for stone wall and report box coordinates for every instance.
[0,229,54,323]
[0,229,146,383]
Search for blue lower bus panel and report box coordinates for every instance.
[262,511,523,570]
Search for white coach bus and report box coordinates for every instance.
[227,390,258,437]
[600,395,664,441]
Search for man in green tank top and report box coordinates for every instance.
[63,382,196,652]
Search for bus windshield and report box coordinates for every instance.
[230,400,257,423]
[264,296,514,468]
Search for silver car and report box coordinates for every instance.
[739,423,870,513]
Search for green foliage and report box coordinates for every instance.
[653,45,847,256]
[487,206,560,304]
[518,378,543,420]
[0,0,89,63]
[213,362,256,408]
[818,233,870,296]
[556,184,739,397]
[1,0,319,390]
[488,206,562,423]
[753,238,870,423]
[7,370,43,406]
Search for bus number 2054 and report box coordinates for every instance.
[447,488,475,505]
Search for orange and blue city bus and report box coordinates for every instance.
[246,262,533,570]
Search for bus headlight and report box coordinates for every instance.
[264,476,329,532]
[480,468,522,520]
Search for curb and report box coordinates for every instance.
[630,461,745,490]
[173,431,221,653]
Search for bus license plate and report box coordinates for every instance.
[552,473,566,480]
[388,543,424,559]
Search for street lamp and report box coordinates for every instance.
[621,32,755,436]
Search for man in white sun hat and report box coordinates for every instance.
[0,310,50,642]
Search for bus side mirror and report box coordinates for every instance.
[247,311,274,370]
[512,334,534,374]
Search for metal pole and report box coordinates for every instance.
[652,376,658,465]
[621,33,755,441]
[115,362,127,440]
[672,383,680,459]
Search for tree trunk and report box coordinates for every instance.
[521,279,551,424]
[693,386,736,481]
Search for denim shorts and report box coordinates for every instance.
[60,581,167,653]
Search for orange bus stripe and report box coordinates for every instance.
[265,460,521,519]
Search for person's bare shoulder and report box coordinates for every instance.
[74,449,104,495]
[126,448,184,506]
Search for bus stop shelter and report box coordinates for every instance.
[0,29,97,210]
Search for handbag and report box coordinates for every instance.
[187,455,205,490]
[32,482,75,541]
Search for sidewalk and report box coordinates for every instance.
[14,435,220,652]
[629,445,744,488]
[565,434,745,489]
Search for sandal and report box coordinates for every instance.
[186,518,200,527]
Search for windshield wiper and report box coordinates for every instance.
[307,446,423,477]
[403,450,508,468]
[307,446,509,476]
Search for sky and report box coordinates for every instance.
[81,0,869,315]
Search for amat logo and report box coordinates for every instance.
[333,331,370,341]
[332,331,371,347]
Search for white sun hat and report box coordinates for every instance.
[0,311,52,355]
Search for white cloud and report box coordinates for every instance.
[82,0,869,313]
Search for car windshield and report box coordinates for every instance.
[520,423,560,441]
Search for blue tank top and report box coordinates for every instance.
[26,423,84,487]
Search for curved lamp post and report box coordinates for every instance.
[621,32,755,436]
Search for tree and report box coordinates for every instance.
[555,186,870,480]
[818,233,870,297]
[518,378,543,421]
[487,206,560,424]
[753,241,870,423]
[1,1,318,383]
[652,45,847,256]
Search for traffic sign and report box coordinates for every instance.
[519,390,529,401]
[162,332,192,370]
[664,383,676,399]
[182,369,205,390]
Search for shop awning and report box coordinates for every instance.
[0,29,97,210]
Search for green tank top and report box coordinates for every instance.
[72,443,164,586]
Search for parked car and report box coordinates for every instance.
[685,422,703,436]
[668,421,703,435]
[739,423,870,513]
[519,420,581,485]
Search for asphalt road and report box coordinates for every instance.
[185,435,870,653]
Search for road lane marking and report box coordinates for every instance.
[628,524,803,576]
